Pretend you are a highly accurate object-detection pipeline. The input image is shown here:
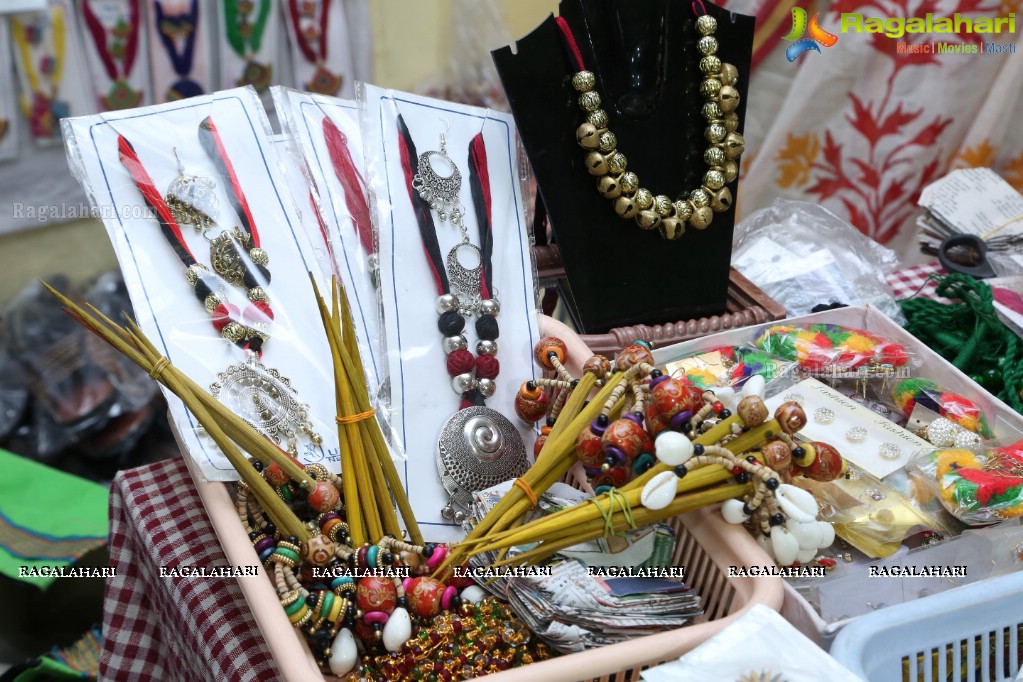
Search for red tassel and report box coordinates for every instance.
[323,117,374,255]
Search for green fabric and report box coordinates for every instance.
[0,449,108,589]
[8,655,85,681]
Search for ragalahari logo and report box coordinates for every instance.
[783,7,839,61]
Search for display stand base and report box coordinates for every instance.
[533,244,785,355]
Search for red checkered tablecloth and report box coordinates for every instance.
[103,456,280,681]
[886,261,948,301]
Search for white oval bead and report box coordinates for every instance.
[786,520,823,551]
[721,499,750,525]
[741,375,766,400]
[461,585,486,604]
[796,548,818,564]
[775,484,818,523]
[770,527,800,566]
[640,471,678,511]
[654,431,694,466]
[816,521,836,548]
[329,628,358,675]
[382,607,412,653]
[714,387,737,411]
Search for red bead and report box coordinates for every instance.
[615,343,654,371]
[583,354,612,377]
[446,349,476,376]
[575,426,605,469]
[534,336,567,369]
[264,461,289,486]
[475,354,499,379]
[730,465,744,475]
[818,557,837,568]
[591,465,628,488]
[645,404,669,437]
[243,300,274,324]
[211,303,240,333]
[712,401,724,414]
[533,434,547,457]
[406,577,445,617]
[306,481,340,512]
[514,384,549,422]
[600,418,653,465]
[447,566,474,589]
[357,576,398,614]
[802,442,844,482]
[651,377,701,421]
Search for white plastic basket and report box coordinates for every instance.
[829,571,1023,682]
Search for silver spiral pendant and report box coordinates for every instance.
[210,355,321,453]
[436,406,527,512]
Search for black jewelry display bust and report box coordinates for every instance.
[493,0,754,333]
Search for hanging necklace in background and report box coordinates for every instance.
[287,0,342,95]
[396,114,527,522]
[81,0,144,110]
[224,0,272,92]
[154,0,203,100]
[11,6,68,139]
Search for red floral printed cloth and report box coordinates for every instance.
[102,457,280,681]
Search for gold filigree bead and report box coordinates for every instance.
[674,200,695,221]
[635,209,661,230]
[702,101,723,121]
[705,146,726,166]
[204,293,222,312]
[597,131,617,154]
[710,186,733,213]
[572,70,596,92]
[700,78,722,98]
[703,170,726,190]
[722,159,739,182]
[578,91,602,112]
[706,124,727,143]
[719,63,739,86]
[185,263,209,287]
[633,188,654,210]
[597,174,623,199]
[250,247,269,266]
[614,195,639,219]
[222,322,246,343]
[723,112,739,133]
[653,194,674,217]
[659,216,685,240]
[696,14,718,35]
[606,151,628,175]
[585,151,608,175]
[576,122,601,149]
[699,55,722,75]
[248,286,269,303]
[619,172,639,195]
[588,109,609,128]
[718,85,740,113]
[723,132,745,159]
[697,36,718,56]
[690,188,711,207]
[689,206,714,229]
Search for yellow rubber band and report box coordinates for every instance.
[149,356,170,380]
[513,478,538,507]
[335,408,375,425]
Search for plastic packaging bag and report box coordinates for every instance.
[907,440,1023,525]
[732,199,905,322]
[753,323,911,374]
[892,377,994,438]
[663,344,795,392]
[61,87,342,481]
[359,84,540,542]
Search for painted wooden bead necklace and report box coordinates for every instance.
[556,8,745,240]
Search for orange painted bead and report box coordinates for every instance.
[406,577,446,617]
[357,576,398,614]
[534,337,568,369]
[615,343,654,371]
